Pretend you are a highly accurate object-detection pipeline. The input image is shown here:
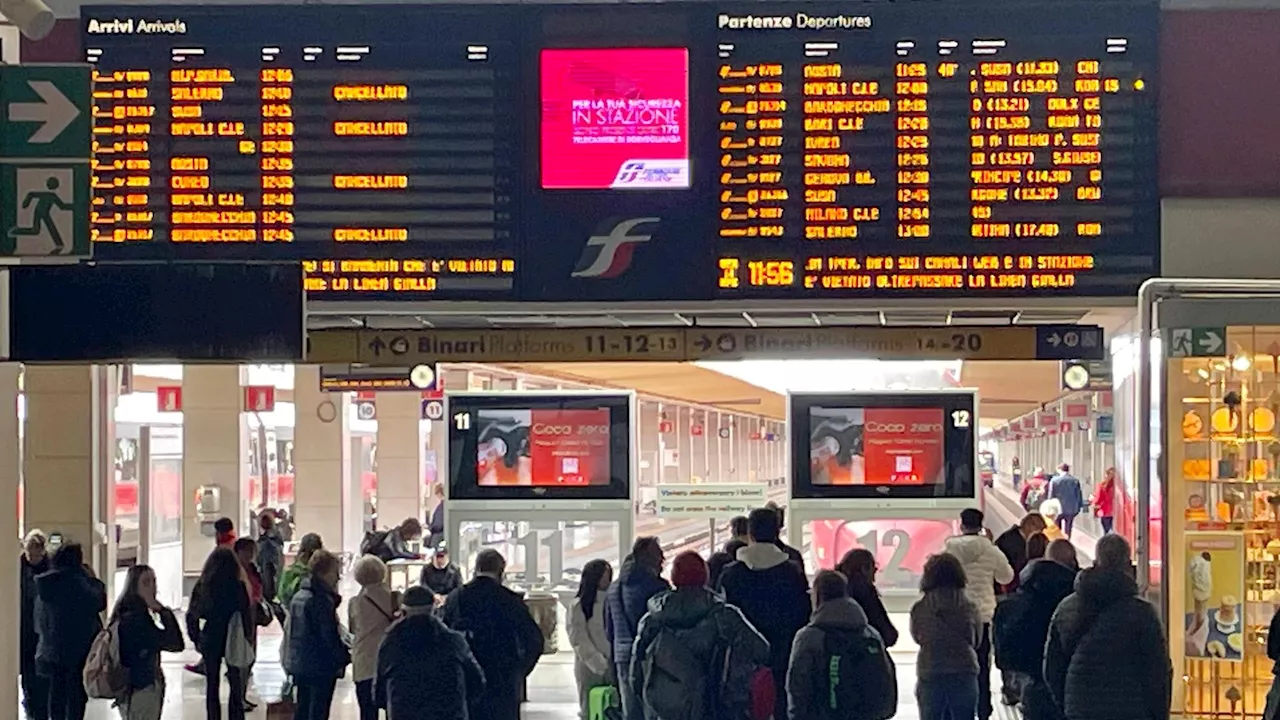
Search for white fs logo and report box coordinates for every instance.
[571,217,660,279]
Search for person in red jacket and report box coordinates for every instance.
[1091,467,1118,534]
[1020,470,1049,512]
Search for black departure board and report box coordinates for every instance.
[83,1,1158,302]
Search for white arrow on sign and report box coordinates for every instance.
[1198,330,1224,354]
[8,80,80,144]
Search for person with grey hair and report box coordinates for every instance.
[21,529,49,720]
[376,587,485,720]
[1045,534,1170,720]
[349,555,397,720]
[442,550,544,720]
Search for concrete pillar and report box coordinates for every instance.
[639,402,660,488]
[0,364,20,720]
[706,411,721,483]
[24,366,116,580]
[690,410,707,482]
[677,406,692,481]
[293,366,351,554]
[181,365,245,576]
[375,391,423,528]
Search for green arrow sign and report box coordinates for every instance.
[1168,327,1227,358]
[0,64,91,159]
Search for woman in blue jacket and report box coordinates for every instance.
[285,550,351,720]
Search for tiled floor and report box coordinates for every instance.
[68,613,1026,720]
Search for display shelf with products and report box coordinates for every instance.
[1170,328,1280,719]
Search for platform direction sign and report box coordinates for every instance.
[307,324,1108,365]
[0,64,92,260]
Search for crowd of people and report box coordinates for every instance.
[15,498,1175,720]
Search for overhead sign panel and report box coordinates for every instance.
[82,1,1157,302]
[656,484,769,518]
[307,324,1105,364]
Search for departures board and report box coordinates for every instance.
[82,1,1158,302]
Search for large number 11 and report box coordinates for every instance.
[516,529,563,586]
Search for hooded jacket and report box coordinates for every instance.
[787,598,881,720]
[993,559,1077,676]
[285,576,350,681]
[631,587,770,720]
[944,533,1014,622]
[718,543,811,720]
[376,607,486,720]
[909,587,982,677]
[1044,568,1171,720]
[604,557,670,668]
[34,566,107,671]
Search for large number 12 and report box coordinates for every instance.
[854,528,912,581]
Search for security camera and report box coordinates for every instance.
[0,0,55,40]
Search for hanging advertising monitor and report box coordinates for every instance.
[447,392,633,500]
[790,390,978,500]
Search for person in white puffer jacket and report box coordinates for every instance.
[944,508,1014,720]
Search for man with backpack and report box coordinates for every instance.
[605,537,670,720]
[630,552,769,720]
[441,549,544,720]
[362,518,424,562]
[719,508,811,720]
[787,571,896,720]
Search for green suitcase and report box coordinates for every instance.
[588,685,619,720]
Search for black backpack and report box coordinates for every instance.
[642,627,711,720]
[360,530,391,560]
[821,626,897,720]
[993,592,1039,674]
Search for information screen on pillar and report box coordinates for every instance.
[449,393,632,500]
[790,391,976,499]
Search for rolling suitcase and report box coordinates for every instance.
[588,685,620,720]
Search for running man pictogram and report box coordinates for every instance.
[9,176,71,253]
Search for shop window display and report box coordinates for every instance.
[1168,326,1280,717]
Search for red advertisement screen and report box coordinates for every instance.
[540,47,690,190]
[476,408,612,486]
[809,407,946,486]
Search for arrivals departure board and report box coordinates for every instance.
[83,1,1158,302]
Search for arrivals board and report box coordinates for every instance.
[82,1,1157,302]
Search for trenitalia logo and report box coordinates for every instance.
[571,217,660,279]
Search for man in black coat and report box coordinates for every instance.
[604,536,669,720]
[442,549,544,720]
[34,542,106,720]
[20,531,49,720]
[1044,535,1171,720]
[420,547,463,598]
[718,508,810,720]
[378,586,485,720]
[993,540,1078,720]
[994,513,1048,595]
